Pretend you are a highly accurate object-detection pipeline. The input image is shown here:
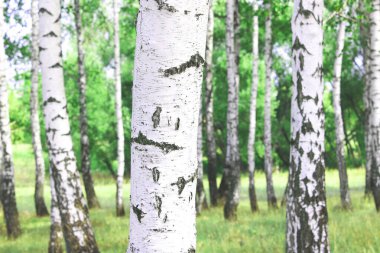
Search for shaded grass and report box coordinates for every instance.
[0,144,379,252]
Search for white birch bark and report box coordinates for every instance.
[31,0,49,217]
[263,0,277,209]
[48,165,63,253]
[0,0,21,238]
[113,0,125,217]
[286,0,330,251]
[39,1,99,251]
[248,0,259,213]
[196,97,207,214]
[224,0,240,220]
[332,18,351,209]
[127,0,209,251]
[369,0,380,211]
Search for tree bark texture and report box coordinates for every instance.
[48,166,63,253]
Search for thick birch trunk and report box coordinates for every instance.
[48,166,63,253]
[224,0,240,220]
[264,1,277,209]
[0,0,21,238]
[31,0,49,217]
[127,0,209,251]
[332,19,351,210]
[369,0,380,211]
[74,0,100,209]
[196,98,208,214]
[286,0,330,251]
[114,0,125,217]
[39,1,99,251]
[205,1,218,207]
[247,0,259,213]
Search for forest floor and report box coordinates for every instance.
[0,144,379,253]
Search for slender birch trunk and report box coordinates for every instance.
[127,0,209,251]
[369,0,380,211]
[113,0,125,217]
[31,0,49,217]
[286,0,330,251]
[196,97,208,214]
[74,0,100,209]
[247,0,259,213]
[332,18,352,209]
[205,1,218,207]
[0,0,21,238]
[223,0,241,220]
[39,1,99,251]
[264,0,277,209]
[48,166,63,253]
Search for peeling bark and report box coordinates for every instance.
[286,0,330,252]
[127,0,209,251]
[369,0,380,211]
[31,0,49,217]
[74,0,100,209]
[39,0,99,251]
[224,0,241,220]
[247,0,259,213]
[332,18,351,210]
[264,0,277,209]
[0,0,21,238]
[114,0,126,217]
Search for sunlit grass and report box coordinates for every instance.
[0,144,379,252]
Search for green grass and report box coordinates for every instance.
[0,144,379,252]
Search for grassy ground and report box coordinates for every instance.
[0,144,379,252]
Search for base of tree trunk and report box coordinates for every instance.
[249,184,259,213]
[48,224,63,253]
[116,205,125,217]
[35,197,49,217]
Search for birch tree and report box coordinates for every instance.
[113,0,125,217]
[48,166,63,253]
[247,0,259,212]
[369,0,380,211]
[286,0,330,251]
[39,0,99,251]
[263,0,277,209]
[127,0,209,251]
[0,0,21,238]
[224,0,241,220]
[205,0,218,207]
[332,16,351,209]
[31,0,49,217]
[74,0,100,209]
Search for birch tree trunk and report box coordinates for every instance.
[263,0,277,209]
[332,19,352,210]
[74,0,100,209]
[205,0,218,207]
[286,0,330,251]
[31,0,49,217]
[39,1,99,251]
[369,0,380,211]
[48,166,63,253]
[127,0,209,251]
[224,0,240,220]
[247,0,259,213]
[113,0,125,217]
[196,99,208,214]
[0,0,21,238]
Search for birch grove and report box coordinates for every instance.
[39,0,99,251]
[286,0,330,251]
[127,0,209,251]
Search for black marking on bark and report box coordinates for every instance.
[188,247,196,253]
[43,97,61,106]
[163,53,205,77]
[307,150,315,161]
[301,120,314,134]
[152,167,160,182]
[52,114,64,121]
[132,205,146,223]
[61,130,71,136]
[299,147,304,156]
[43,31,58,37]
[155,195,162,217]
[152,107,162,128]
[299,52,304,71]
[154,0,177,12]
[296,71,304,110]
[295,0,319,24]
[292,37,311,55]
[132,132,183,153]
[312,64,323,82]
[54,13,61,23]
[163,213,168,223]
[49,62,63,69]
[46,127,58,139]
[184,10,190,15]
[39,8,53,16]
[39,46,47,52]
[175,118,180,130]
[195,13,204,20]
[171,173,196,195]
